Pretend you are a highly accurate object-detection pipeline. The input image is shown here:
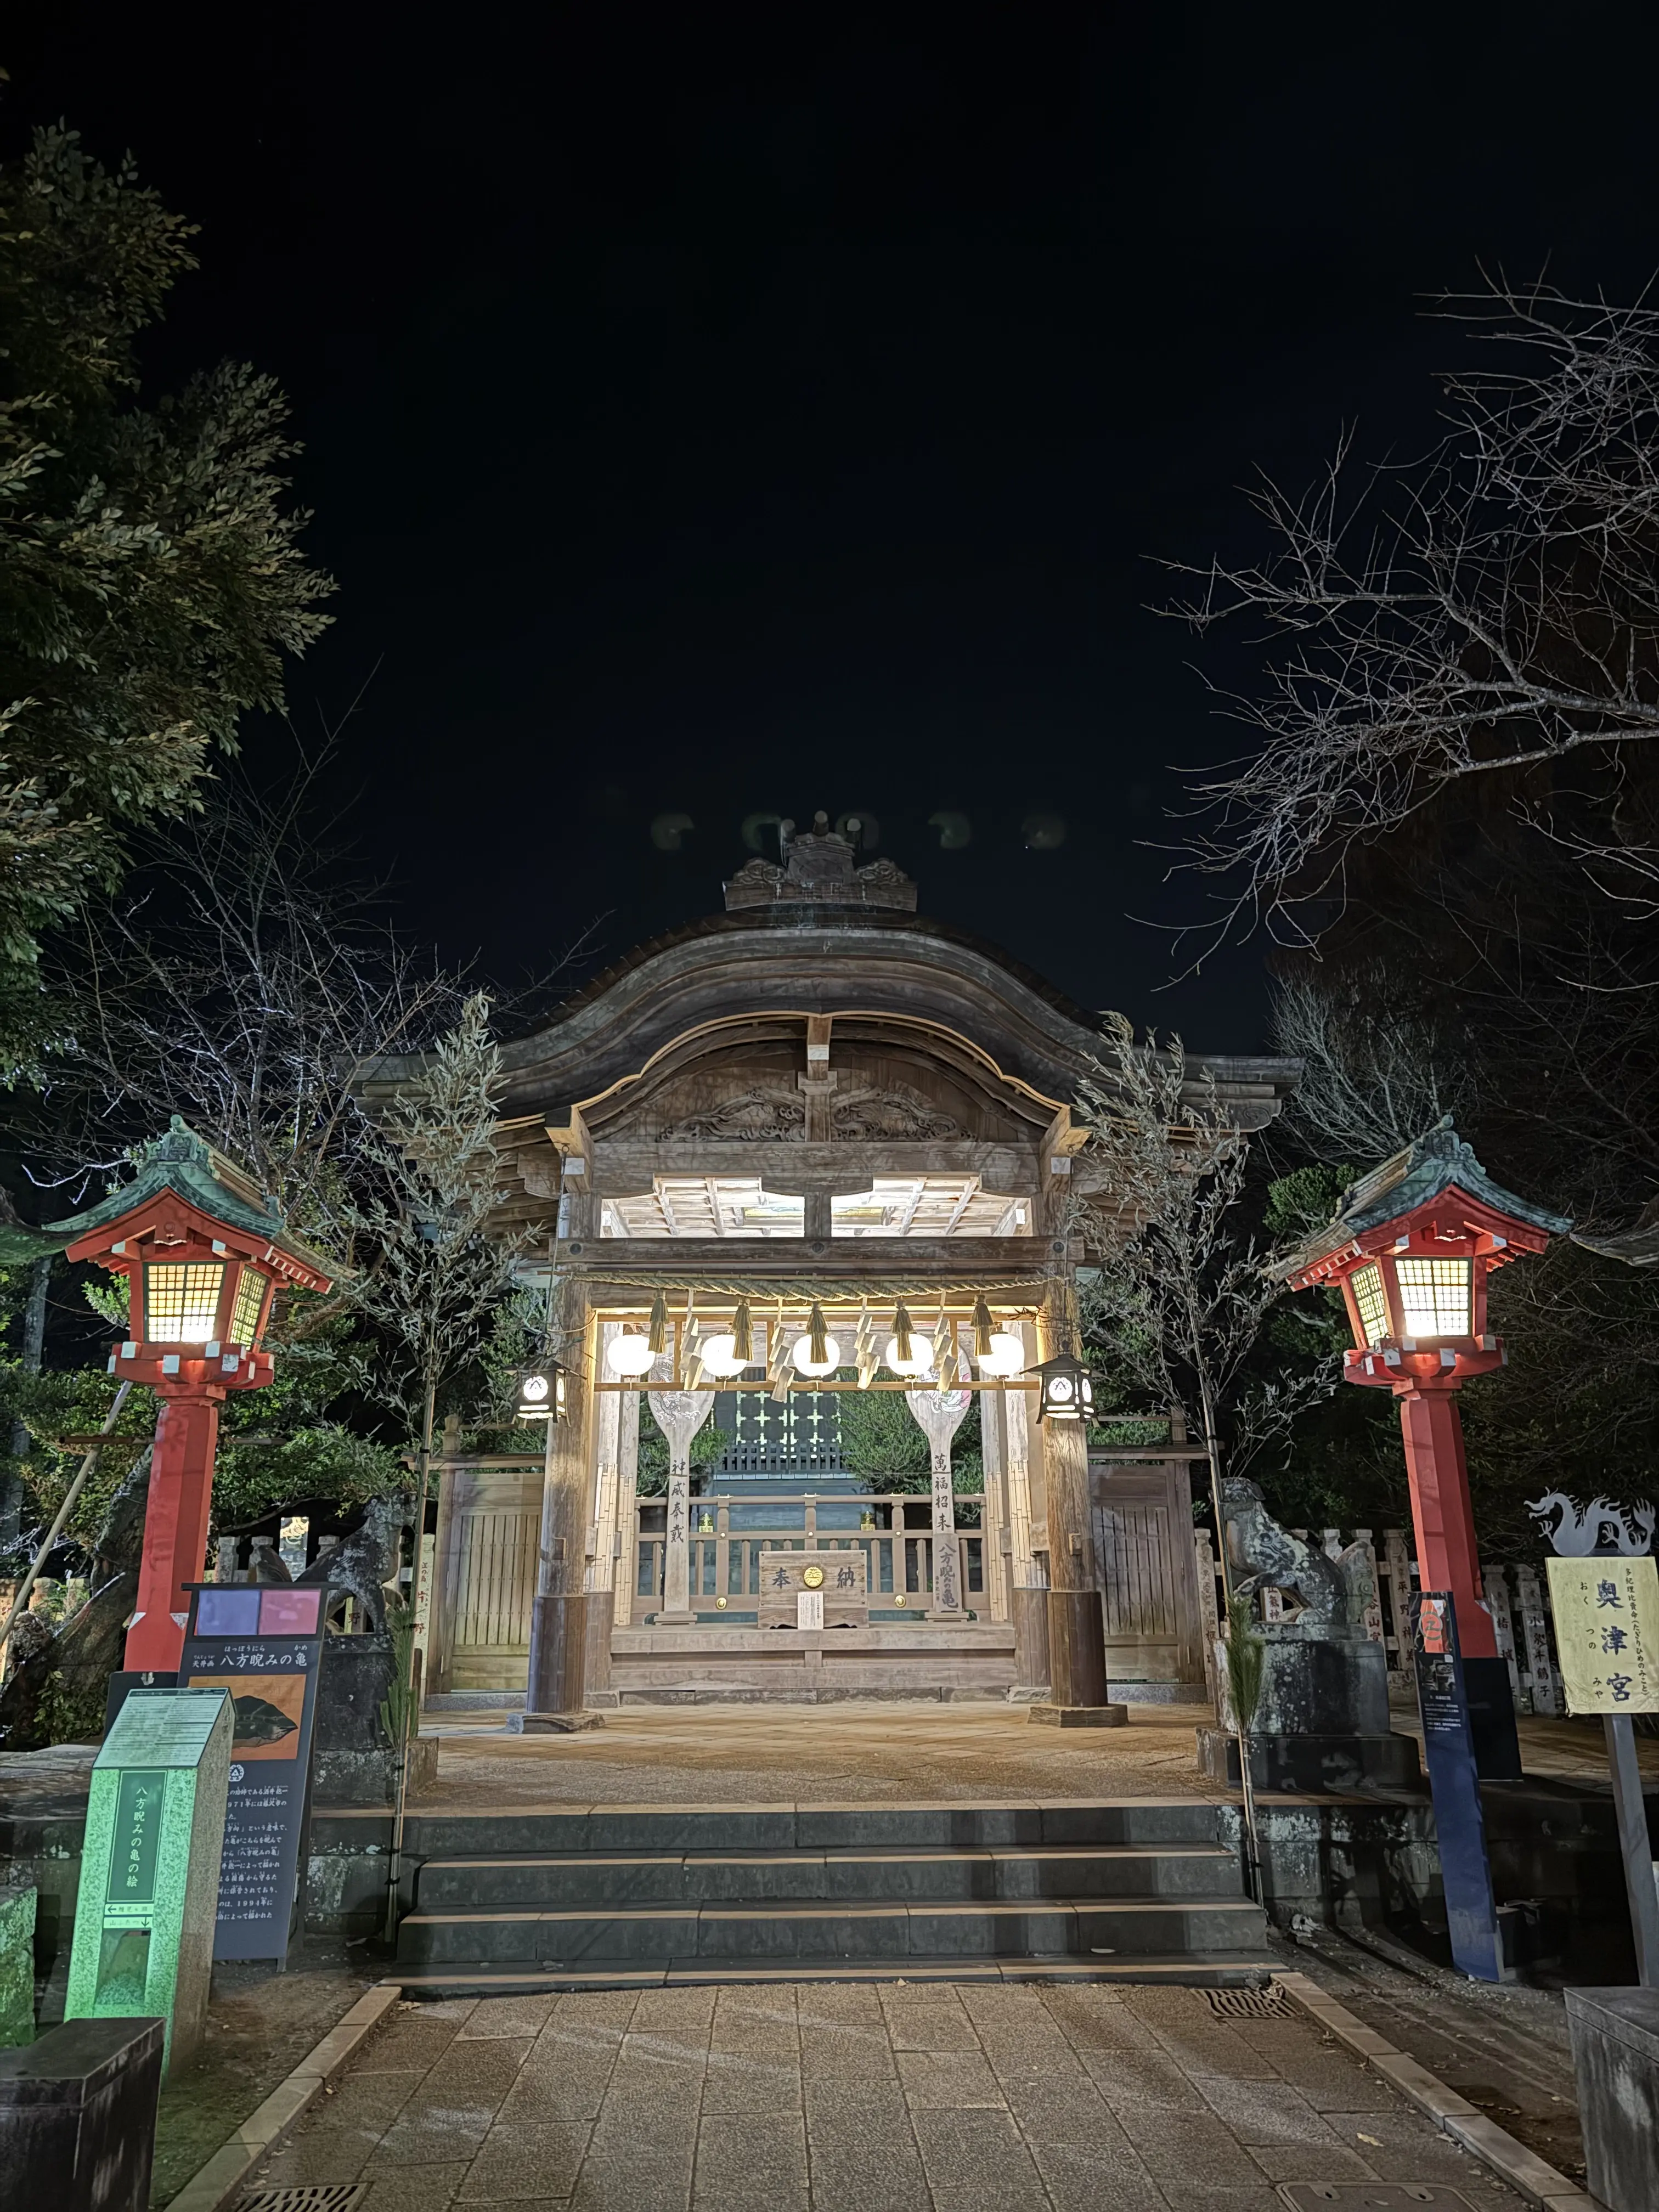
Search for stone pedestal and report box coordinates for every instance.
[311,1633,438,1805]
[0,2017,163,2212]
[1198,1623,1421,1792]
[0,1883,35,2047]
[1565,1986,1659,2212]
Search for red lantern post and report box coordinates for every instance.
[49,1119,335,1674]
[1282,1120,1569,1759]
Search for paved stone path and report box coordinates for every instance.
[255,1979,1529,2212]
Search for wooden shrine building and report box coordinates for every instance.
[401,819,1296,1711]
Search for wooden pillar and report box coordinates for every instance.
[517,1279,597,1728]
[978,1381,1011,1625]
[584,1323,621,1698]
[1030,1282,1118,1721]
[1001,1321,1050,1696]
[612,1387,640,1627]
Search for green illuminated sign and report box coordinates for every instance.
[64,1689,233,2075]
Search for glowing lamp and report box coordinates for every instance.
[1031,1350,1094,1423]
[791,1333,842,1376]
[516,1363,569,1421]
[979,1330,1026,1376]
[699,1331,749,1378]
[48,1118,335,1674]
[607,1330,656,1376]
[1281,1116,1570,1686]
[884,1332,935,1376]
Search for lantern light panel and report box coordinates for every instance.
[144,1261,227,1343]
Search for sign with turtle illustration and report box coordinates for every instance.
[177,1582,333,1962]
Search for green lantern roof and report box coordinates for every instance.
[47,1117,337,1279]
[1279,1115,1572,1280]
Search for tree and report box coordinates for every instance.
[26,744,464,1234]
[1170,279,1659,959]
[837,1383,982,1496]
[345,993,534,1449]
[1072,1014,1335,1506]
[0,125,332,1070]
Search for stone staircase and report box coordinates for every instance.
[390,1800,1273,1994]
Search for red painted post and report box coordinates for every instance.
[125,1393,223,1674]
[1395,1382,1497,1659]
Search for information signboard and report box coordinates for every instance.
[65,1686,233,2070]
[177,1582,331,1962]
[1546,1555,1659,1714]
[1412,1590,1504,1983]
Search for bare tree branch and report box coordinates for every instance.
[1167,276,1659,958]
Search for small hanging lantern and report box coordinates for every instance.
[516,1362,569,1421]
[1031,1349,1095,1423]
[607,1329,656,1376]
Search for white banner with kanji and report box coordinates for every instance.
[1545,1555,1659,1714]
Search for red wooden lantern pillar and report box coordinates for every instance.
[1282,1119,1570,1764]
[49,1119,335,1675]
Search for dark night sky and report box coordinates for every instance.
[11,7,1659,1048]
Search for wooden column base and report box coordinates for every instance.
[1046,1586,1110,1709]
[525,1589,588,1716]
[1028,1702,1128,1728]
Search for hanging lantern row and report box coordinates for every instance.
[599,1296,1035,1384]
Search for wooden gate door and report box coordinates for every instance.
[1088,1458,1205,1686]
[431,1468,539,1694]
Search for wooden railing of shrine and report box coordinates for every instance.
[625,1490,986,1618]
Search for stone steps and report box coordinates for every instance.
[387,1950,1275,1994]
[414,1843,1238,1908]
[391,1798,1272,1992]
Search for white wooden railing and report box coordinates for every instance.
[624,1490,986,1617]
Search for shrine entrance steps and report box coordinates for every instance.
[388,1800,1274,1994]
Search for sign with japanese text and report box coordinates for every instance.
[65,1685,233,2073]
[1547,1556,1659,1714]
[179,1581,331,1961]
[1412,1591,1504,1982]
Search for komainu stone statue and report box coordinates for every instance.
[1221,1479,1347,1626]
[1199,1475,1418,1794]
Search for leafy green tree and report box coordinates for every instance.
[0,125,332,1070]
[837,1381,982,1495]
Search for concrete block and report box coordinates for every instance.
[0,2016,164,2212]
[1565,1984,1659,2212]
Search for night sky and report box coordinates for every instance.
[12,9,1659,1049]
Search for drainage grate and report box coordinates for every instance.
[1278,2189,1477,2209]
[240,2190,369,2212]
[1206,1985,1291,2019]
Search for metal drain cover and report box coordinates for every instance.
[1278,2190,1477,2209]
[240,2190,369,2212]
[1206,1985,1291,2018]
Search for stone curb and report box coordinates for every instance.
[163,1980,404,2212]
[1273,1968,1604,2211]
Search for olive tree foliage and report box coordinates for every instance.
[1169,279,1659,959]
[1072,1014,1334,1487]
[0,127,332,1069]
[345,993,535,1446]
